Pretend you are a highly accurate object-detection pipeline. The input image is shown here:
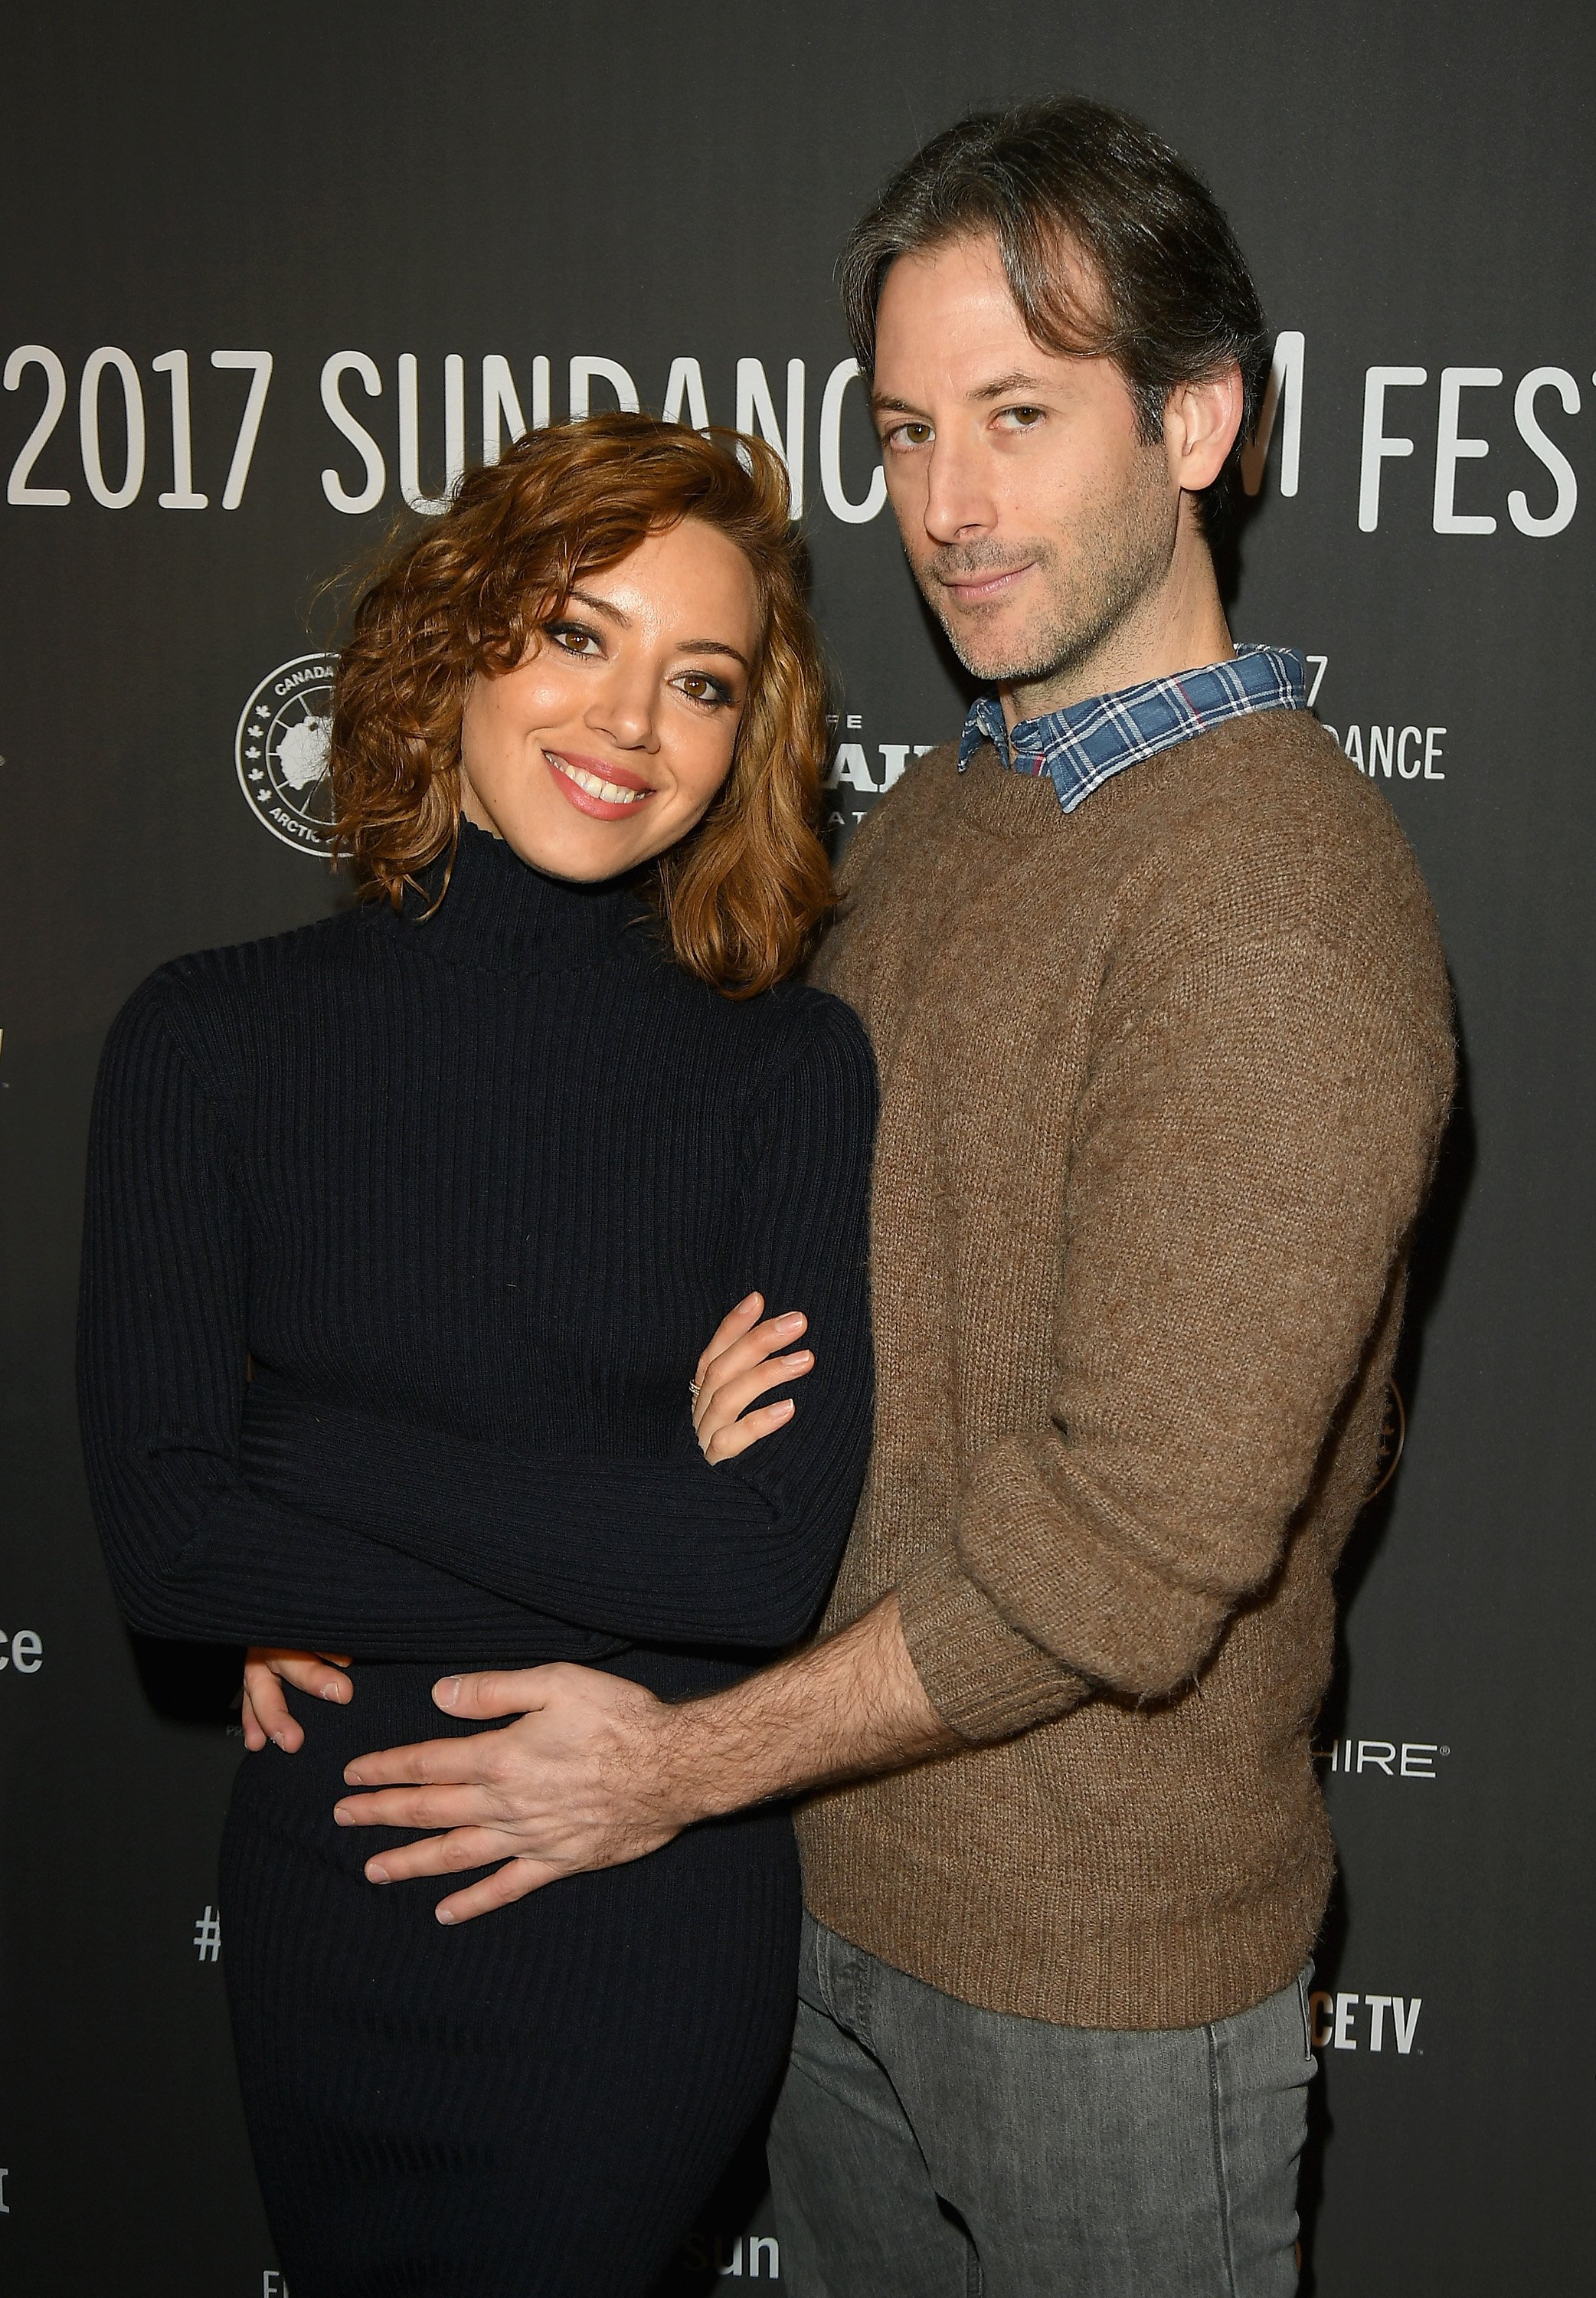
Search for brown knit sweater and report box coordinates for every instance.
[799,710,1454,2031]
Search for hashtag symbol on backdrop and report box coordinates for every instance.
[193,1904,222,1962]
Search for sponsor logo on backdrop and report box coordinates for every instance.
[0,2168,9,2212]
[263,2275,291,2295]
[0,1625,42,1672]
[822,712,940,830]
[676,2231,780,2280]
[193,1904,223,1962]
[1310,1989,1423,2054]
[237,656,338,853]
[1316,1736,1450,1778]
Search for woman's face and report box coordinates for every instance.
[458,518,760,881]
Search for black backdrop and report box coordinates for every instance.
[2,5,1592,2291]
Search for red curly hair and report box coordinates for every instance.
[329,412,832,997]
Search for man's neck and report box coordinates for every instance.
[999,519,1233,729]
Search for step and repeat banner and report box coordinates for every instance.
[2,5,1591,2293]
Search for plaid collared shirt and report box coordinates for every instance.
[956,643,1307,813]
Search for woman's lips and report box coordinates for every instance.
[543,749,656,820]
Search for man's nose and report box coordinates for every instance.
[921,434,998,547]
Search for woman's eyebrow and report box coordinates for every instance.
[565,586,630,624]
[676,640,750,670]
[565,590,747,672]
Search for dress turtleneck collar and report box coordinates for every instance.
[384,820,656,974]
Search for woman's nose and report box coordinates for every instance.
[586,665,660,751]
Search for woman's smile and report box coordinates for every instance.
[544,747,657,818]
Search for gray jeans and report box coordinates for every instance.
[767,1915,1313,2297]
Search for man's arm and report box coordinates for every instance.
[331,1596,958,1923]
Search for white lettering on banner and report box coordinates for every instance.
[194,1904,222,1962]
[398,352,466,514]
[678,2231,780,2278]
[1311,669,1447,782]
[569,355,640,420]
[1316,1737,1448,1777]
[819,356,888,523]
[822,741,937,794]
[263,2273,290,2295]
[482,355,525,464]
[0,1629,44,1672]
[827,744,877,794]
[1509,367,1580,535]
[151,349,207,508]
[1326,725,1447,781]
[1359,367,1428,532]
[0,2167,9,2211]
[737,358,805,517]
[481,352,551,461]
[662,355,711,433]
[78,345,146,509]
[5,341,1593,534]
[1359,362,1586,534]
[1309,1991,1424,2054]
[211,352,274,509]
[321,352,385,513]
[5,344,72,503]
[1433,367,1503,534]
[1241,329,1304,499]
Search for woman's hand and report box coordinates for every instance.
[692,1291,814,1463]
[241,1648,354,1752]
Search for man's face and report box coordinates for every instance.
[870,233,1180,701]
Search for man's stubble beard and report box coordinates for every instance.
[913,455,1176,702]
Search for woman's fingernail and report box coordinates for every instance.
[437,1676,461,1709]
[344,1767,365,1786]
[436,1906,456,1925]
[774,1399,795,1417]
[322,1682,344,1701]
[367,1862,390,1884]
[740,1292,760,1311]
[784,1350,813,1366]
[333,1804,352,1825]
[272,1733,286,1751]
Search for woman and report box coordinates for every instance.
[77,413,876,2295]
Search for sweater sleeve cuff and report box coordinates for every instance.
[897,1544,1091,1744]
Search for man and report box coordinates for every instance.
[327,100,1454,2293]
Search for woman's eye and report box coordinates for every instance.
[546,622,602,656]
[674,670,734,709]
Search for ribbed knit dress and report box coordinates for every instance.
[77,821,877,2296]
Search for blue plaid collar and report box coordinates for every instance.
[956,644,1307,813]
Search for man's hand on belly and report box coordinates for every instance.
[332,1663,703,1921]
[333,1595,957,1924]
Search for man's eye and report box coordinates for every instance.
[885,421,934,451]
[1000,406,1045,429]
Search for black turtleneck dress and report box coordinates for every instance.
[77,823,877,2296]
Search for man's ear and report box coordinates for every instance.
[1163,365,1244,495]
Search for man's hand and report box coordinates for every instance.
[334,1597,960,1925]
[332,1663,705,1923]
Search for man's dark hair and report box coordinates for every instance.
[839,97,1271,538]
